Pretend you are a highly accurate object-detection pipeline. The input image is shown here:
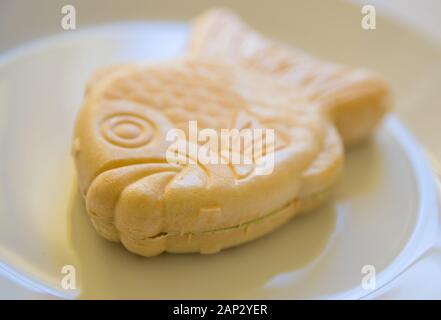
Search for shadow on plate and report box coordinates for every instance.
[68,188,336,299]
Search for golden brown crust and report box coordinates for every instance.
[70,6,394,256]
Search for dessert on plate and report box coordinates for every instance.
[72,9,389,257]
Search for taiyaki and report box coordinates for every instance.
[72,8,392,256]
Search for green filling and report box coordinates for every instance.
[157,189,329,238]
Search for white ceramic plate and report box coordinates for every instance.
[0,22,440,299]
